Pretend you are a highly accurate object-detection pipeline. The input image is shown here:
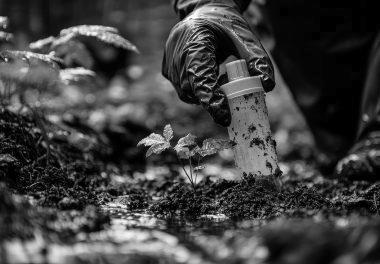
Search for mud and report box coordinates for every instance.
[250,137,265,149]
[149,173,379,221]
[0,108,113,209]
[2,108,380,264]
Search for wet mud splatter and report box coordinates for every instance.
[250,137,266,149]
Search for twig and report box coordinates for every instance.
[26,181,43,190]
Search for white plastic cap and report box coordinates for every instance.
[226,59,250,81]
[221,59,263,99]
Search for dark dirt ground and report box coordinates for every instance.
[1,101,380,264]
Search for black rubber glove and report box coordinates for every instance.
[162,0,275,127]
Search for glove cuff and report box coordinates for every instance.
[173,0,250,20]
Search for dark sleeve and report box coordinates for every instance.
[172,0,252,19]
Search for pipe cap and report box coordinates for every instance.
[226,59,250,81]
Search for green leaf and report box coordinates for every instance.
[137,133,166,147]
[174,133,196,154]
[146,142,170,157]
[199,138,233,157]
[163,124,173,142]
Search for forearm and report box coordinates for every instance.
[172,0,251,19]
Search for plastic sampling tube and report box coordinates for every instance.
[221,59,279,179]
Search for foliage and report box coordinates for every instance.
[0,50,62,69]
[0,19,139,169]
[0,19,138,107]
[30,24,138,69]
[57,25,138,52]
[138,124,233,190]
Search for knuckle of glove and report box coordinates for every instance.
[208,89,231,127]
[247,57,275,92]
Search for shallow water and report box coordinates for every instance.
[102,202,235,238]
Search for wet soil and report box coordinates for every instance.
[1,108,380,263]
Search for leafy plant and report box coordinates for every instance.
[29,25,139,69]
[0,22,138,106]
[138,124,234,190]
[0,19,139,167]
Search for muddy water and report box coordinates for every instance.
[1,203,238,264]
[102,202,234,238]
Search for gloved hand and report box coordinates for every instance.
[162,0,275,127]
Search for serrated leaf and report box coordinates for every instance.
[29,36,56,51]
[199,138,233,157]
[60,25,119,36]
[54,25,139,53]
[146,142,170,157]
[163,124,173,142]
[137,133,166,147]
[174,133,197,154]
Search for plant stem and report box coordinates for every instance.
[177,156,195,191]
[194,156,200,186]
[189,158,193,179]
[188,158,196,191]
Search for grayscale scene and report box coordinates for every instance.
[1,1,380,263]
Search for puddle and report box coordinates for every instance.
[102,202,234,238]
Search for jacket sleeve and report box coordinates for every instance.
[172,0,252,19]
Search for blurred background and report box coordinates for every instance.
[0,0,314,164]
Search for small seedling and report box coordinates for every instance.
[137,124,234,191]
